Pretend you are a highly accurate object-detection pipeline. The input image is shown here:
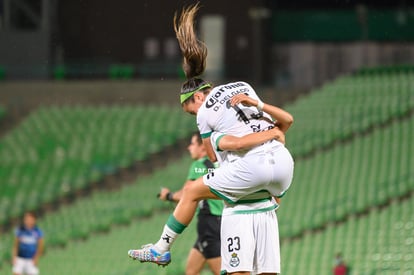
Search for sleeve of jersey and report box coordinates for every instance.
[210,131,226,152]
[196,109,213,139]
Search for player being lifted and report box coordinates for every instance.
[128,4,294,274]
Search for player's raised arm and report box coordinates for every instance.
[217,127,285,152]
[230,94,293,133]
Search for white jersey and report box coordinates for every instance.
[209,131,232,165]
[210,132,282,275]
[197,81,276,143]
[209,131,284,206]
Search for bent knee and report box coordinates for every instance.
[182,178,216,200]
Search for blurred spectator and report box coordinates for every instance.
[333,252,349,275]
[12,212,44,275]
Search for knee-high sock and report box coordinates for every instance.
[153,214,187,253]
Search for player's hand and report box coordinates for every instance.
[158,187,170,201]
[33,258,38,266]
[271,127,285,144]
[230,94,258,107]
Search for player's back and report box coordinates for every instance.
[197,81,274,138]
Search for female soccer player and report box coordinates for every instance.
[128,5,294,274]
[158,132,223,275]
[12,212,44,275]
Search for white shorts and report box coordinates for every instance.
[220,205,281,274]
[12,257,39,275]
[204,142,294,203]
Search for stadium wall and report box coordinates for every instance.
[0,80,302,123]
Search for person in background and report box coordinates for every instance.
[12,211,44,275]
[333,252,349,275]
[158,132,222,275]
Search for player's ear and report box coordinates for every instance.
[193,91,204,102]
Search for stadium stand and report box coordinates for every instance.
[1,69,413,274]
[0,105,195,227]
[3,160,410,274]
[278,116,414,238]
[36,156,191,247]
[281,196,414,275]
[36,212,199,275]
[285,70,414,157]
[0,156,197,274]
[356,64,414,76]
[0,156,185,267]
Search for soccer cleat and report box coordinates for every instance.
[128,244,171,266]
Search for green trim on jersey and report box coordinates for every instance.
[230,204,278,215]
[200,131,212,139]
[209,187,272,205]
[215,134,225,152]
[276,190,287,198]
[209,187,235,204]
[237,197,272,204]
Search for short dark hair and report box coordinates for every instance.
[192,131,202,145]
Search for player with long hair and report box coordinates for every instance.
[129,4,294,274]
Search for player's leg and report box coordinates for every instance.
[253,211,280,275]
[193,212,222,275]
[185,248,206,275]
[267,146,294,196]
[202,229,221,275]
[172,178,218,225]
[12,257,24,275]
[128,154,274,265]
[128,177,217,265]
[27,262,40,275]
[205,257,221,275]
[220,213,255,275]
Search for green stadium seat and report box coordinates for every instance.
[278,116,414,236]
[284,70,414,157]
[0,105,195,227]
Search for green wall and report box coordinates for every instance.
[271,9,414,41]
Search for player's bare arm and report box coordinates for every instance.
[33,238,44,266]
[218,127,285,152]
[12,236,18,265]
[159,180,194,202]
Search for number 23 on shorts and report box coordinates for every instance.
[227,236,240,252]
